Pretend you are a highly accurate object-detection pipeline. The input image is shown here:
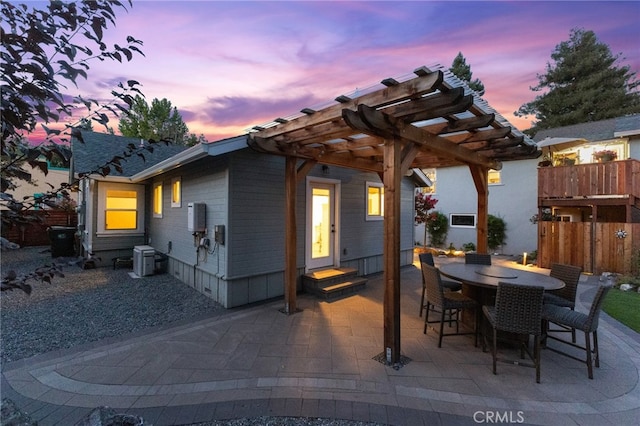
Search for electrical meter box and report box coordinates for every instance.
[188,202,206,232]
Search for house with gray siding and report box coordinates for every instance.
[72,131,420,308]
[417,158,539,257]
[71,131,187,260]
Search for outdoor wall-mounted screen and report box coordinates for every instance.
[450,214,476,228]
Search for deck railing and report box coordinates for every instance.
[538,158,640,199]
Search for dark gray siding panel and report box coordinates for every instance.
[147,156,229,279]
[227,150,286,278]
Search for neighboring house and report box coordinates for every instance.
[71,131,187,259]
[1,164,70,211]
[1,164,76,247]
[534,114,640,274]
[421,114,640,274]
[416,158,539,257]
[71,131,424,308]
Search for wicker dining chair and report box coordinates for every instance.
[482,282,545,383]
[422,264,478,348]
[418,253,463,317]
[542,284,612,379]
[543,263,583,342]
[465,253,492,265]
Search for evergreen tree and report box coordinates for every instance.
[449,52,485,96]
[516,28,640,132]
[118,96,190,144]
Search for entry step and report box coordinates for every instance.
[302,267,367,299]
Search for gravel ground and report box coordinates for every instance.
[1,246,387,426]
[1,246,223,364]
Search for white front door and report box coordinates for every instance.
[306,179,339,271]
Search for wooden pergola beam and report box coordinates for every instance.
[252,70,444,139]
[344,104,502,171]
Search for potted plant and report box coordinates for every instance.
[593,149,618,162]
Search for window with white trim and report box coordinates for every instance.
[153,182,163,218]
[421,168,436,193]
[97,183,144,234]
[488,169,502,185]
[171,177,181,208]
[366,182,384,220]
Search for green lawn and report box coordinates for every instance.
[603,289,640,333]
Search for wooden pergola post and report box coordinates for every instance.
[383,138,402,364]
[469,165,489,254]
[284,155,298,314]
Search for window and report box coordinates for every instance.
[171,177,181,208]
[450,214,476,228]
[488,169,502,185]
[105,189,137,230]
[153,182,163,218]
[97,182,144,234]
[421,168,436,193]
[366,182,384,220]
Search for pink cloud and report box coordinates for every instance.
[25,0,638,143]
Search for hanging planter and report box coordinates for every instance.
[593,149,617,162]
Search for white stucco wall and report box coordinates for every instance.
[416,158,539,256]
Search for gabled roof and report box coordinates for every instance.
[71,130,188,179]
[130,135,249,182]
[533,114,640,142]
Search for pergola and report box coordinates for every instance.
[247,66,540,364]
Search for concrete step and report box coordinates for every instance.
[302,268,366,299]
[318,277,368,299]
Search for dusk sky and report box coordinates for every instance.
[57,1,640,141]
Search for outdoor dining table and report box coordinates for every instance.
[438,263,565,333]
[439,263,565,294]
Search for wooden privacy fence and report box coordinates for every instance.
[538,222,640,275]
[1,210,77,247]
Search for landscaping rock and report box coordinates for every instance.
[75,406,144,426]
[0,398,36,426]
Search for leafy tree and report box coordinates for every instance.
[1,0,152,292]
[185,133,209,147]
[77,117,94,131]
[1,1,147,196]
[449,52,485,96]
[119,96,190,144]
[426,211,448,248]
[414,191,438,246]
[516,28,640,133]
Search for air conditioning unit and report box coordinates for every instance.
[133,245,155,277]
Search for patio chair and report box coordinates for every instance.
[482,282,545,383]
[542,284,612,379]
[419,252,462,317]
[422,264,478,348]
[465,253,492,265]
[543,263,583,342]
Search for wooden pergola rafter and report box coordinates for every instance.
[247,66,540,365]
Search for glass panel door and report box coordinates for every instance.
[307,182,336,270]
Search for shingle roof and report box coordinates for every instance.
[533,114,640,142]
[71,130,187,177]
